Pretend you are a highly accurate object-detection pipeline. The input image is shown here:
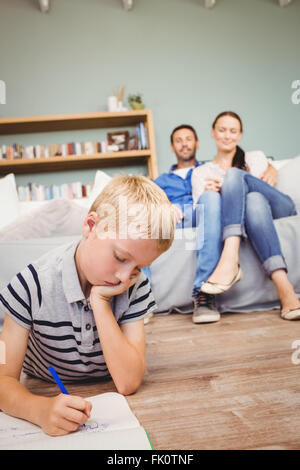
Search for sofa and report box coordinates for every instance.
[1,157,300,328]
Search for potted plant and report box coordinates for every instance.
[128,93,145,110]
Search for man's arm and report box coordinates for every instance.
[90,284,146,396]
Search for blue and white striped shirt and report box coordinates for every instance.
[0,241,156,384]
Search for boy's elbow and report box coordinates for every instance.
[115,369,145,396]
[113,357,145,396]
[116,382,139,396]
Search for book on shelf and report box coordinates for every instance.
[84,141,94,155]
[132,122,149,150]
[17,181,93,202]
[0,123,148,163]
[139,122,146,149]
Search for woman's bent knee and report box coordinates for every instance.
[197,191,221,214]
[245,192,269,220]
[198,190,221,205]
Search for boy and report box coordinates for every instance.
[0,175,175,436]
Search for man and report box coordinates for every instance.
[155,124,278,324]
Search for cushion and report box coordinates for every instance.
[0,173,20,230]
[87,170,112,207]
[276,155,300,213]
[270,159,293,170]
[0,198,88,241]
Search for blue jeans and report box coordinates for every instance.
[192,191,223,296]
[221,167,297,276]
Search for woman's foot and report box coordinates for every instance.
[201,263,242,295]
[281,307,300,320]
[271,270,300,320]
[207,261,240,286]
[280,292,300,320]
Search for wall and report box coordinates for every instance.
[0,0,299,186]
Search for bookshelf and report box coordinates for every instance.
[0,110,158,179]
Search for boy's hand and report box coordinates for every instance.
[90,273,141,303]
[39,394,92,436]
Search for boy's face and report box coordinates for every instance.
[78,214,162,290]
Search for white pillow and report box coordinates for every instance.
[0,173,20,230]
[270,158,293,170]
[0,198,87,240]
[87,170,112,207]
[277,155,300,213]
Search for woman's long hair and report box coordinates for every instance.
[212,111,247,171]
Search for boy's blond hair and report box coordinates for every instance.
[89,174,175,252]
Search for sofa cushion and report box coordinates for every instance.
[0,173,20,230]
[0,198,88,241]
[277,155,300,213]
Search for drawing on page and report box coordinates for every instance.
[79,420,109,433]
[0,419,110,442]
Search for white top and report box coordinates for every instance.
[191,150,269,204]
[173,167,194,179]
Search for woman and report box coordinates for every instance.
[192,111,300,320]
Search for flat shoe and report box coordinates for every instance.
[281,307,300,320]
[200,265,243,295]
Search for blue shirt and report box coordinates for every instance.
[155,161,203,226]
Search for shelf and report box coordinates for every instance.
[0,110,149,135]
[0,150,150,175]
[0,110,158,179]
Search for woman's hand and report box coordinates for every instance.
[204,178,222,192]
[261,163,278,186]
[39,394,92,436]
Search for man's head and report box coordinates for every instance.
[78,175,175,289]
[170,125,199,168]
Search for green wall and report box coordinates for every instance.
[0,0,299,186]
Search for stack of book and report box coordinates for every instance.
[134,122,149,150]
[0,122,149,160]
[17,182,93,202]
[0,141,109,160]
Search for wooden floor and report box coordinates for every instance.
[22,311,300,450]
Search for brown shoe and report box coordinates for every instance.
[192,292,220,324]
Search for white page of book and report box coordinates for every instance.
[0,392,151,450]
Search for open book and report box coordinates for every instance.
[0,392,152,450]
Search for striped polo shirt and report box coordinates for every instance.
[0,240,156,384]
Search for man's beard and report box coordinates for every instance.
[176,148,197,163]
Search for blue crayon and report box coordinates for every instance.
[48,366,69,395]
